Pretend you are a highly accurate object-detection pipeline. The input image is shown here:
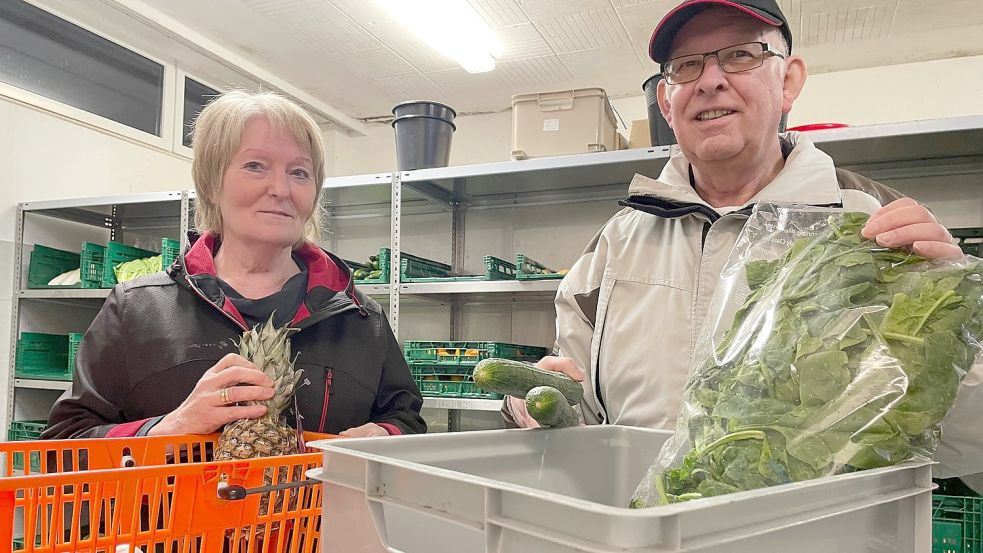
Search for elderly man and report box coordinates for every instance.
[504,0,982,480]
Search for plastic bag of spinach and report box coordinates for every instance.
[630,204,983,508]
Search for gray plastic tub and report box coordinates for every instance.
[310,425,932,553]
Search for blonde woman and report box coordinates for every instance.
[45,91,425,439]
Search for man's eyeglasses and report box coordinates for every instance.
[662,41,786,85]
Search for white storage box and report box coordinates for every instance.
[310,425,932,553]
[510,88,618,160]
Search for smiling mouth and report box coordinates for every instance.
[696,109,735,121]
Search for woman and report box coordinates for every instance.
[44,91,425,439]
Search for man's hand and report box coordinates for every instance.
[535,356,585,382]
[862,198,962,260]
[506,357,585,429]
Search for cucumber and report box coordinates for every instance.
[526,386,578,428]
[367,270,382,279]
[472,358,583,405]
[353,269,369,279]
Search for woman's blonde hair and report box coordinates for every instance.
[190,90,325,244]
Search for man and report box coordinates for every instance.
[503,0,982,479]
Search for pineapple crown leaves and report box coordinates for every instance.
[236,314,305,418]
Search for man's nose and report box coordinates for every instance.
[695,55,728,94]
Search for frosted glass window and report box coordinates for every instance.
[182,77,219,148]
[0,0,164,135]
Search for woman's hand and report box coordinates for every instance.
[339,423,390,438]
[148,353,274,436]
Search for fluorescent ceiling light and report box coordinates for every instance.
[378,0,502,73]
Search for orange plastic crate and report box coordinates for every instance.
[0,431,331,553]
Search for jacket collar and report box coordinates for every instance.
[624,133,842,220]
[174,232,368,329]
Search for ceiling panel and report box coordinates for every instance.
[495,23,555,60]
[517,0,613,20]
[368,73,449,105]
[495,55,576,89]
[323,47,417,80]
[144,0,983,119]
[799,3,896,48]
[469,0,530,27]
[534,7,631,53]
[245,0,381,54]
[892,0,983,34]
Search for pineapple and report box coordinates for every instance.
[215,315,304,521]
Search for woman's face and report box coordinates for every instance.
[217,117,317,250]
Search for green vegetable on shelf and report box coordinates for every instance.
[114,255,163,283]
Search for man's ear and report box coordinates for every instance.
[782,55,807,114]
[656,77,672,127]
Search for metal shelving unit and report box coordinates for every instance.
[7,115,983,431]
[6,192,191,427]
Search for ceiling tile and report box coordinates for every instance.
[244,0,381,54]
[386,41,461,72]
[892,0,983,34]
[496,55,575,89]
[368,73,449,106]
[325,47,418,80]
[468,0,530,27]
[496,23,555,59]
[518,0,612,20]
[534,7,631,53]
[798,3,896,47]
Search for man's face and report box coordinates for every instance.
[659,9,789,164]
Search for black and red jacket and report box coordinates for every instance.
[42,233,426,439]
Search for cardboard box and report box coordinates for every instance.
[628,118,652,149]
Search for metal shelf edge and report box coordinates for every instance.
[15,379,72,390]
[18,289,112,299]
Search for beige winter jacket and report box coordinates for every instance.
[510,134,983,478]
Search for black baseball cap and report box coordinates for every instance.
[649,0,793,64]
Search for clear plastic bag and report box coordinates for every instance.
[630,204,983,507]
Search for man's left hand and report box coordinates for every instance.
[861,198,962,260]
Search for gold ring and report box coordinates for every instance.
[219,386,232,406]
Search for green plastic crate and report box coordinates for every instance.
[400,255,515,283]
[15,332,71,380]
[355,247,391,284]
[483,255,516,280]
[161,237,181,268]
[933,494,982,553]
[26,245,80,288]
[403,341,549,365]
[80,242,106,288]
[102,241,158,288]
[67,332,83,374]
[410,364,502,400]
[515,253,565,280]
[8,420,47,474]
